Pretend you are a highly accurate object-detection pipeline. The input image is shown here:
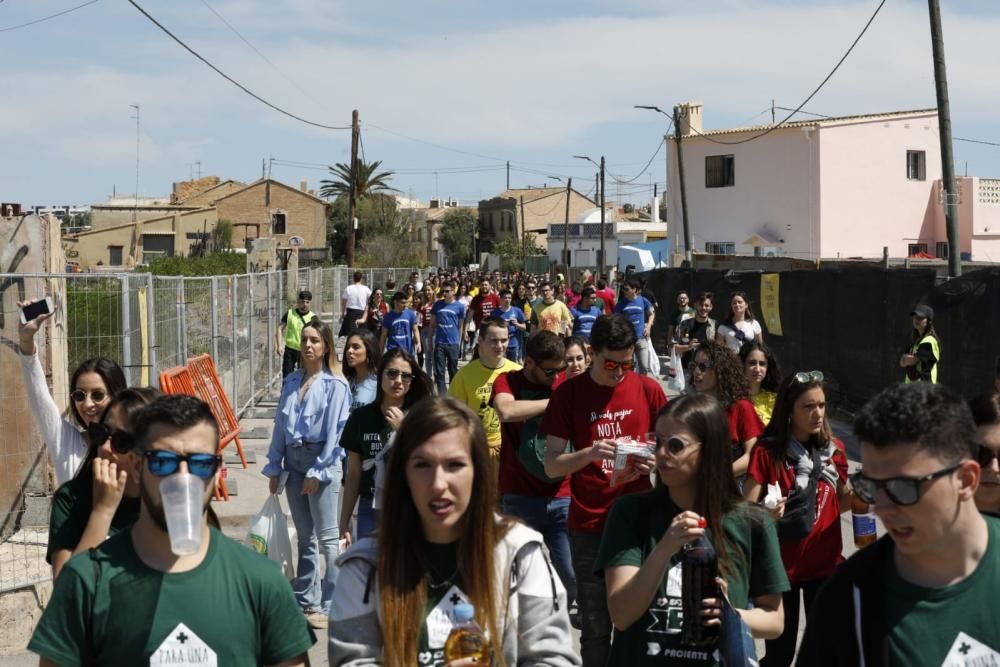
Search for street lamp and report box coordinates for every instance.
[635,104,690,264]
[549,176,573,269]
[573,154,605,275]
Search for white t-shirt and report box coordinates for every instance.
[342,283,372,310]
[717,319,762,353]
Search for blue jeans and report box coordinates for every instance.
[420,329,433,378]
[505,345,522,364]
[357,495,376,538]
[283,443,341,615]
[501,495,575,605]
[433,343,459,394]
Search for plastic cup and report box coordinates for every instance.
[160,471,205,556]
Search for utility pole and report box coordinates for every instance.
[599,157,606,276]
[346,109,359,267]
[506,161,510,190]
[563,177,572,268]
[673,105,692,263]
[520,195,527,272]
[129,104,140,223]
[928,0,961,278]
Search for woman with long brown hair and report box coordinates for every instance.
[597,394,787,664]
[329,395,578,667]
[263,319,351,629]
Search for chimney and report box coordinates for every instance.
[677,101,704,137]
[300,179,308,192]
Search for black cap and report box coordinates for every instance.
[298,290,312,301]
[910,304,934,320]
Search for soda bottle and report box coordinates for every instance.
[444,603,488,662]
[851,471,877,549]
[681,518,721,646]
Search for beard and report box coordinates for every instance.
[139,470,212,533]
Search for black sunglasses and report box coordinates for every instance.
[71,389,108,403]
[87,422,135,454]
[849,462,963,506]
[385,368,414,382]
[690,361,713,373]
[978,445,999,468]
[656,435,699,455]
[144,450,222,479]
[540,364,567,377]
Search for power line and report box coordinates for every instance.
[686,0,887,146]
[608,136,667,185]
[125,0,350,130]
[955,137,1000,148]
[0,0,98,33]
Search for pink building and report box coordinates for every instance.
[665,103,1000,260]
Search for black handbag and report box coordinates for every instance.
[776,447,822,542]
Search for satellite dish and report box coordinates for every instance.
[288,235,305,247]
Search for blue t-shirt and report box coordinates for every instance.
[615,295,653,338]
[496,306,527,349]
[570,305,602,340]
[382,308,417,354]
[431,300,466,346]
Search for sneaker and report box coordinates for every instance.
[304,610,328,629]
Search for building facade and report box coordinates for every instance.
[478,187,596,252]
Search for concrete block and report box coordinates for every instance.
[221,476,239,497]
[20,496,50,529]
[224,449,256,465]
[0,583,51,654]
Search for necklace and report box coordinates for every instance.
[428,568,458,590]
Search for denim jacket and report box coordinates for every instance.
[263,369,352,483]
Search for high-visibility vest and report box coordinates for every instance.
[284,308,316,351]
[905,334,939,384]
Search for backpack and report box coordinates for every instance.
[776,446,823,542]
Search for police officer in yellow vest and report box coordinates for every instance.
[277,290,317,378]
[900,304,940,384]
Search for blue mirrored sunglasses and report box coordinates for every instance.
[143,450,221,479]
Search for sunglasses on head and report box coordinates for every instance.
[144,450,222,479]
[87,422,135,454]
[71,389,108,403]
[977,445,999,467]
[793,370,825,384]
[849,462,963,506]
[385,368,414,382]
[603,358,635,371]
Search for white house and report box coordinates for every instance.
[548,207,668,268]
[664,102,968,259]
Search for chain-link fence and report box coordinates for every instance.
[0,265,421,593]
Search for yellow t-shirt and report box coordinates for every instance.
[532,300,573,334]
[448,358,522,449]
[751,390,777,426]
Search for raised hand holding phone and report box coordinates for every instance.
[16,298,55,356]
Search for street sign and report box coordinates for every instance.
[288,235,305,247]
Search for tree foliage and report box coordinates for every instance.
[211,219,234,251]
[327,193,415,264]
[437,208,476,267]
[143,252,247,276]
[492,233,546,272]
[319,159,399,200]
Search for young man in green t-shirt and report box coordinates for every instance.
[30,395,314,666]
[798,382,1000,666]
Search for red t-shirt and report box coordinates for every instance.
[419,301,434,328]
[728,399,764,449]
[541,371,668,533]
[596,287,616,314]
[746,438,849,583]
[490,370,570,499]
[470,292,501,326]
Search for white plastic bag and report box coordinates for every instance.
[668,346,686,393]
[245,495,294,580]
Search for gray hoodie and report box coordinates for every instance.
[328,520,580,666]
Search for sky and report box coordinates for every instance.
[2,0,999,209]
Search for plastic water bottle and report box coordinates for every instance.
[444,603,488,662]
[852,469,877,549]
[681,518,721,646]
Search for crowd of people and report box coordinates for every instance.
[12,264,1000,666]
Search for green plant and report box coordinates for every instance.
[143,252,247,276]
[437,208,476,267]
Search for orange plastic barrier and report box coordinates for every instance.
[185,355,248,471]
[158,363,233,501]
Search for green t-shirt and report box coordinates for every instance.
[417,541,472,667]
[29,526,315,666]
[595,486,789,666]
[885,515,1000,665]
[342,402,393,499]
[47,472,141,564]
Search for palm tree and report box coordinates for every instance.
[319,159,399,200]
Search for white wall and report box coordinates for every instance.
[818,113,940,258]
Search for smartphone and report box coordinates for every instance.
[20,298,54,324]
